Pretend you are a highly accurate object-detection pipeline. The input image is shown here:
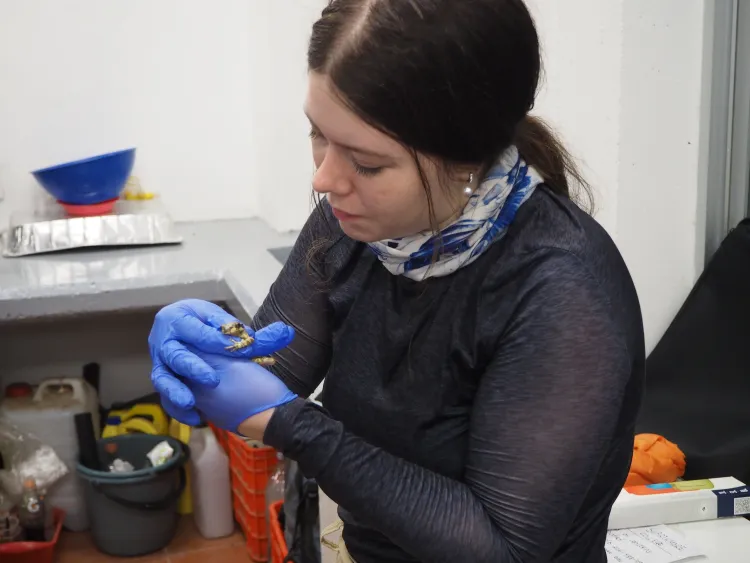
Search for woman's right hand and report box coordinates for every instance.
[148,299,295,425]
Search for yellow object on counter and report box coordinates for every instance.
[169,418,193,515]
[122,175,155,200]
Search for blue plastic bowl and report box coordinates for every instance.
[31,148,136,205]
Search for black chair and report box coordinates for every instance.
[637,219,750,487]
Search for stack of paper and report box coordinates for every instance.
[606,525,704,563]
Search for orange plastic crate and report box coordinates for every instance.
[269,500,289,563]
[225,432,280,562]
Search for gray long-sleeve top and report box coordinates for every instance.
[256,187,645,563]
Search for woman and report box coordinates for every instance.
[148,1,644,561]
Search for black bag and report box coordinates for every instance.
[636,219,750,484]
[282,459,321,563]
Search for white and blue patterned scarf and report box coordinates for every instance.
[368,146,543,281]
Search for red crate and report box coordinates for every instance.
[0,508,65,563]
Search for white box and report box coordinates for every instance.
[608,477,750,530]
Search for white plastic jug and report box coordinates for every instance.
[189,426,234,539]
[0,377,100,531]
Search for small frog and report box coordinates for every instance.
[220,322,276,366]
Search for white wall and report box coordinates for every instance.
[0,0,710,351]
[528,0,708,351]
[617,1,708,351]
[249,1,322,232]
[527,0,624,234]
[0,0,320,231]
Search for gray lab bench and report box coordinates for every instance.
[0,218,297,323]
[1,216,336,561]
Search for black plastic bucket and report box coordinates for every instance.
[76,434,189,557]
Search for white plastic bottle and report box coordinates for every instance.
[189,425,234,538]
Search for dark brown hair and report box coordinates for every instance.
[308,0,591,252]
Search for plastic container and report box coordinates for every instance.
[221,431,280,561]
[0,489,22,543]
[31,148,136,205]
[190,426,234,539]
[76,434,189,557]
[102,403,169,438]
[269,500,289,563]
[0,377,100,531]
[210,423,229,454]
[17,478,49,541]
[58,198,118,217]
[0,508,65,563]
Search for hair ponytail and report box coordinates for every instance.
[514,115,593,213]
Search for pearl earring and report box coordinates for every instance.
[463,173,475,196]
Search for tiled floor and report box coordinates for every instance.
[55,517,252,562]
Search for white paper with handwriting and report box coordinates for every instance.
[606,525,704,563]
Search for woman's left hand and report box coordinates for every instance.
[180,348,298,435]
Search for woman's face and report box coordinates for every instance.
[306,72,469,243]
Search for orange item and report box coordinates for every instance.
[625,433,686,487]
[209,425,281,562]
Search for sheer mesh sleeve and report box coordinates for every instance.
[251,207,334,398]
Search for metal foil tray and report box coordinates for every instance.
[2,199,183,257]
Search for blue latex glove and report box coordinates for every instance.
[148,298,295,426]
[185,348,298,432]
